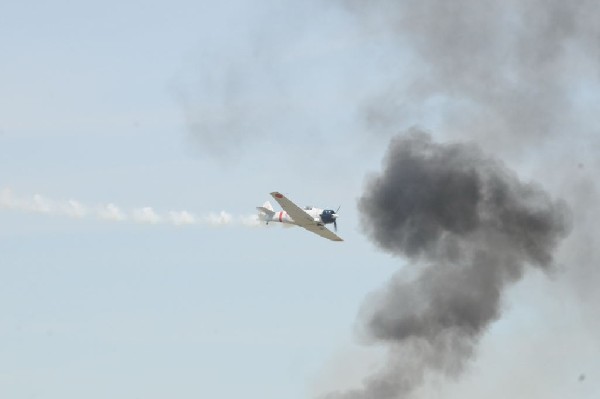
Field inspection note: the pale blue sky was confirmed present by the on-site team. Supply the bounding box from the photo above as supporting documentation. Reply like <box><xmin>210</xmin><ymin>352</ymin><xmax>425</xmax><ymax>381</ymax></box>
<box><xmin>1</xmin><ymin>1</ymin><xmax>599</xmax><ymax>398</ymax></box>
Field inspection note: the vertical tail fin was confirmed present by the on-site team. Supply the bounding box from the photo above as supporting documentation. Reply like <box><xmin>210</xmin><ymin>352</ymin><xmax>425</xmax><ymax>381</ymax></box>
<box><xmin>262</xmin><ymin>201</ymin><xmax>274</xmax><ymax>212</ymax></box>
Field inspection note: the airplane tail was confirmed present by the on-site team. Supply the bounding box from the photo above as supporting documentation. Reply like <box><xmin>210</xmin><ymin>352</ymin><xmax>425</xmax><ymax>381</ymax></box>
<box><xmin>256</xmin><ymin>201</ymin><xmax>275</xmax><ymax>222</ymax></box>
<box><xmin>262</xmin><ymin>201</ymin><xmax>274</xmax><ymax>212</ymax></box>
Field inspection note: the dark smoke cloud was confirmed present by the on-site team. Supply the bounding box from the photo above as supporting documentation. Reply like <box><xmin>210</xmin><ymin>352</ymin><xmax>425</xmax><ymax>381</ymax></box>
<box><xmin>325</xmin><ymin>131</ymin><xmax>570</xmax><ymax>399</ymax></box>
<box><xmin>319</xmin><ymin>0</ymin><xmax>599</xmax><ymax>397</ymax></box>
<box><xmin>349</xmin><ymin>0</ymin><xmax>600</xmax><ymax>147</ymax></box>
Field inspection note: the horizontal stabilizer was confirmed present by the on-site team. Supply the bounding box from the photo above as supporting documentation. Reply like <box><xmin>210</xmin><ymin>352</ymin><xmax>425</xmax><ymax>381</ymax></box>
<box><xmin>256</xmin><ymin>206</ymin><xmax>275</xmax><ymax>217</ymax></box>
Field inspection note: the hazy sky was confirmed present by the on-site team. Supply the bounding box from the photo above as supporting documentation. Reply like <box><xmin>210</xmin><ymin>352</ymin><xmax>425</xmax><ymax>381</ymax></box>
<box><xmin>1</xmin><ymin>1</ymin><xmax>599</xmax><ymax>398</ymax></box>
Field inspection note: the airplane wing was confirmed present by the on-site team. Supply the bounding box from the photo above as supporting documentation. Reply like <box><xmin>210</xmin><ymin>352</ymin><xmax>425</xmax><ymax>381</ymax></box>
<box><xmin>270</xmin><ymin>192</ymin><xmax>343</xmax><ymax>242</ymax></box>
<box><xmin>302</xmin><ymin>223</ymin><xmax>344</xmax><ymax>242</ymax></box>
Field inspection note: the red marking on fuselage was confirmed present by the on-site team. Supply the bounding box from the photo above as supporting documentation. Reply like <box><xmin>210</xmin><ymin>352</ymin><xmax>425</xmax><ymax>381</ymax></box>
<box><xmin>275</xmin><ymin>193</ymin><xmax>283</xmax><ymax>198</ymax></box>
<box><xmin>279</xmin><ymin>211</ymin><xmax>283</xmax><ymax>222</ymax></box>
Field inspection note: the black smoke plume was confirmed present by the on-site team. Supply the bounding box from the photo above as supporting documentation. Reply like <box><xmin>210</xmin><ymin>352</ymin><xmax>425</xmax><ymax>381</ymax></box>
<box><xmin>325</xmin><ymin>131</ymin><xmax>570</xmax><ymax>399</ymax></box>
<box><xmin>348</xmin><ymin>0</ymin><xmax>600</xmax><ymax>148</ymax></box>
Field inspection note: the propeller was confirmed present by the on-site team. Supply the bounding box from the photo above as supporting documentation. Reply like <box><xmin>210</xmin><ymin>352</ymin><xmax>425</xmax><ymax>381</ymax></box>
<box><xmin>320</xmin><ymin>206</ymin><xmax>341</xmax><ymax>231</ymax></box>
<box><xmin>334</xmin><ymin>205</ymin><xmax>340</xmax><ymax>231</ymax></box>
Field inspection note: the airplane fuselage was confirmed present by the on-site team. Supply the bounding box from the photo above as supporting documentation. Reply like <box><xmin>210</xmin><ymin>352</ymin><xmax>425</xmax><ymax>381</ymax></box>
<box><xmin>265</xmin><ymin>207</ymin><xmax>325</xmax><ymax>226</ymax></box>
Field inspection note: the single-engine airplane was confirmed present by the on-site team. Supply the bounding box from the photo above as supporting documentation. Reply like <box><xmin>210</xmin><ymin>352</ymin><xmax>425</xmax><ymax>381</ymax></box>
<box><xmin>256</xmin><ymin>192</ymin><xmax>343</xmax><ymax>242</ymax></box>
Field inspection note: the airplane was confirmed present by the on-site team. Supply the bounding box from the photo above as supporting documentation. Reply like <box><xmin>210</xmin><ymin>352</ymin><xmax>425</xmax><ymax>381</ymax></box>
<box><xmin>256</xmin><ymin>192</ymin><xmax>343</xmax><ymax>242</ymax></box>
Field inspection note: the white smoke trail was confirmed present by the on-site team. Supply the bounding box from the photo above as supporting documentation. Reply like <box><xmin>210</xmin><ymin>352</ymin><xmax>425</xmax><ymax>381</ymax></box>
<box><xmin>132</xmin><ymin>207</ymin><xmax>161</xmax><ymax>224</ymax></box>
<box><xmin>99</xmin><ymin>203</ymin><xmax>127</xmax><ymax>221</ymax></box>
<box><xmin>240</xmin><ymin>213</ymin><xmax>262</xmax><ymax>227</ymax></box>
<box><xmin>0</xmin><ymin>187</ymin><xmax>261</xmax><ymax>227</ymax></box>
<box><xmin>205</xmin><ymin>210</ymin><xmax>233</xmax><ymax>226</ymax></box>
<box><xmin>168</xmin><ymin>210</ymin><xmax>196</xmax><ymax>225</ymax></box>
<box><xmin>63</xmin><ymin>200</ymin><xmax>87</xmax><ymax>218</ymax></box>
